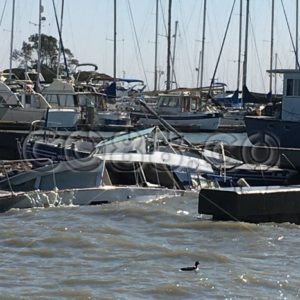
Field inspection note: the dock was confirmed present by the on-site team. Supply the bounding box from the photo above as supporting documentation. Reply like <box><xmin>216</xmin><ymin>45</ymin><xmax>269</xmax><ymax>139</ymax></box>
<box><xmin>198</xmin><ymin>185</ymin><xmax>300</xmax><ymax>224</ymax></box>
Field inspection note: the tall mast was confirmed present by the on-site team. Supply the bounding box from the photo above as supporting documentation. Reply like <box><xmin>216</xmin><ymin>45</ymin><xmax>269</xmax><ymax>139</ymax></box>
<box><xmin>154</xmin><ymin>0</ymin><xmax>159</xmax><ymax>91</ymax></box>
<box><xmin>296</xmin><ymin>0</ymin><xmax>299</xmax><ymax>69</ymax></box>
<box><xmin>269</xmin><ymin>0</ymin><xmax>274</xmax><ymax>92</ymax></box>
<box><xmin>36</xmin><ymin>0</ymin><xmax>42</xmax><ymax>90</ymax></box>
<box><xmin>274</xmin><ymin>52</ymin><xmax>278</xmax><ymax>95</ymax></box>
<box><xmin>9</xmin><ymin>0</ymin><xmax>15</xmax><ymax>80</ymax></box>
<box><xmin>196</xmin><ymin>50</ymin><xmax>201</xmax><ymax>88</ymax></box>
<box><xmin>113</xmin><ymin>0</ymin><xmax>117</xmax><ymax>82</ymax></box>
<box><xmin>171</xmin><ymin>20</ymin><xmax>178</xmax><ymax>89</ymax></box>
<box><xmin>166</xmin><ymin>0</ymin><xmax>172</xmax><ymax>91</ymax></box>
<box><xmin>236</xmin><ymin>0</ymin><xmax>242</xmax><ymax>91</ymax></box>
<box><xmin>242</xmin><ymin>0</ymin><xmax>250</xmax><ymax>104</ymax></box>
<box><xmin>200</xmin><ymin>0</ymin><xmax>207</xmax><ymax>91</ymax></box>
<box><xmin>56</xmin><ymin>0</ymin><xmax>64</xmax><ymax>78</ymax></box>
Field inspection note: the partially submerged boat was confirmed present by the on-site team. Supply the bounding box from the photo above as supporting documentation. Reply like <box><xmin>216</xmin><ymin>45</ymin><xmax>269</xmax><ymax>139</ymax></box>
<box><xmin>0</xmin><ymin>127</ymin><xmax>217</xmax><ymax>210</ymax></box>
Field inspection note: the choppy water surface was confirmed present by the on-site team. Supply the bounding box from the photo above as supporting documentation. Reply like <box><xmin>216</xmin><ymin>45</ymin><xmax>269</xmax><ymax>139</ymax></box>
<box><xmin>0</xmin><ymin>194</ymin><xmax>300</xmax><ymax>299</ymax></box>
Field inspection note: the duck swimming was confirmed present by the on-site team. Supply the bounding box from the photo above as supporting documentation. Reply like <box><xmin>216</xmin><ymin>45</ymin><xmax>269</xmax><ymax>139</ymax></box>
<box><xmin>180</xmin><ymin>261</ymin><xmax>199</xmax><ymax>271</ymax></box>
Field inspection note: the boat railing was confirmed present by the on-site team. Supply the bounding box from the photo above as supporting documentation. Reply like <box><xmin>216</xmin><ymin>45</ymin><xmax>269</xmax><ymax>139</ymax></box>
<box><xmin>0</xmin><ymin>158</ymin><xmax>57</xmax><ymax>194</ymax></box>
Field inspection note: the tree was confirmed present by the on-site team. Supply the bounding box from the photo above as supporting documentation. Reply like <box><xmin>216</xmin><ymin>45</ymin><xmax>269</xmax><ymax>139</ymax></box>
<box><xmin>13</xmin><ymin>33</ymin><xmax>79</xmax><ymax>75</ymax></box>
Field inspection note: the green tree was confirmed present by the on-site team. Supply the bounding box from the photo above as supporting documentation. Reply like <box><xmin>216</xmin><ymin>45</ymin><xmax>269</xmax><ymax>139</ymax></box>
<box><xmin>13</xmin><ymin>33</ymin><xmax>79</xmax><ymax>74</ymax></box>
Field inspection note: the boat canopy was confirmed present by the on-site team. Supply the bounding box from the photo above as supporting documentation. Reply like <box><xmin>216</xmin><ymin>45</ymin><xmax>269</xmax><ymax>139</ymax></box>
<box><xmin>116</xmin><ymin>78</ymin><xmax>144</xmax><ymax>84</ymax></box>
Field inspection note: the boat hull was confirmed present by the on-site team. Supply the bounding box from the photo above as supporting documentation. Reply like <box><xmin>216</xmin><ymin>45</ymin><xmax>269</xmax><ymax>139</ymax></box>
<box><xmin>245</xmin><ymin>116</ymin><xmax>300</xmax><ymax>148</ymax></box>
<box><xmin>131</xmin><ymin>112</ymin><xmax>221</xmax><ymax>131</ymax></box>
<box><xmin>9</xmin><ymin>187</ymin><xmax>195</xmax><ymax>210</ymax></box>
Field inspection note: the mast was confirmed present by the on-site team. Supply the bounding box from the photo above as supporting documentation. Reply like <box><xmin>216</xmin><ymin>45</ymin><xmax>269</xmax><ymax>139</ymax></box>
<box><xmin>242</xmin><ymin>0</ymin><xmax>250</xmax><ymax>105</ymax></box>
<box><xmin>166</xmin><ymin>0</ymin><xmax>172</xmax><ymax>91</ymax></box>
<box><xmin>56</xmin><ymin>0</ymin><xmax>64</xmax><ymax>78</ymax></box>
<box><xmin>113</xmin><ymin>0</ymin><xmax>117</xmax><ymax>82</ymax></box>
<box><xmin>296</xmin><ymin>0</ymin><xmax>299</xmax><ymax>69</ymax></box>
<box><xmin>236</xmin><ymin>0</ymin><xmax>242</xmax><ymax>91</ymax></box>
<box><xmin>171</xmin><ymin>20</ymin><xmax>178</xmax><ymax>89</ymax></box>
<box><xmin>196</xmin><ymin>50</ymin><xmax>201</xmax><ymax>88</ymax></box>
<box><xmin>274</xmin><ymin>52</ymin><xmax>278</xmax><ymax>95</ymax></box>
<box><xmin>200</xmin><ymin>0</ymin><xmax>207</xmax><ymax>91</ymax></box>
<box><xmin>154</xmin><ymin>0</ymin><xmax>159</xmax><ymax>91</ymax></box>
<box><xmin>9</xmin><ymin>0</ymin><xmax>15</xmax><ymax>80</ymax></box>
<box><xmin>52</xmin><ymin>0</ymin><xmax>69</xmax><ymax>79</ymax></box>
<box><xmin>36</xmin><ymin>0</ymin><xmax>42</xmax><ymax>90</ymax></box>
<box><xmin>269</xmin><ymin>0</ymin><xmax>274</xmax><ymax>92</ymax></box>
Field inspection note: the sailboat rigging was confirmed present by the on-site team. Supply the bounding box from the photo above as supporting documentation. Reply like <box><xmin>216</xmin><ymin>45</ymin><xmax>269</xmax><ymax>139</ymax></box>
<box><xmin>52</xmin><ymin>0</ymin><xmax>69</xmax><ymax>79</ymax></box>
<box><xmin>166</xmin><ymin>0</ymin><xmax>172</xmax><ymax>91</ymax></box>
<box><xmin>9</xmin><ymin>0</ymin><xmax>15</xmax><ymax>81</ymax></box>
<box><xmin>208</xmin><ymin>0</ymin><xmax>236</xmax><ymax>97</ymax></box>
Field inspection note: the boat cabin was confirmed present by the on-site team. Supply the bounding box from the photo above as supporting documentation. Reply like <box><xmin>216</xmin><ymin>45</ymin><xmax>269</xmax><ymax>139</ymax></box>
<box><xmin>271</xmin><ymin>69</ymin><xmax>300</xmax><ymax>122</ymax></box>
<box><xmin>157</xmin><ymin>93</ymin><xmax>204</xmax><ymax>114</ymax></box>
<box><xmin>42</xmin><ymin>79</ymin><xmax>107</xmax><ymax>111</ymax></box>
<box><xmin>0</xmin><ymin>81</ymin><xmax>50</xmax><ymax>109</ymax></box>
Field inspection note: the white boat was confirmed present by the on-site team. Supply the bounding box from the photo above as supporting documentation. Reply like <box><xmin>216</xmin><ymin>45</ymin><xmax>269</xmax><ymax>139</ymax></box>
<box><xmin>130</xmin><ymin>93</ymin><xmax>221</xmax><ymax>132</ymax></box>
<box><xmin>0</xmin><ymin>127</ymin><xmax>217</xmax><ymax>210</ymax></box>
<box><xmin>0</xmin><ymin>80</ymin><xmax>50</xmax><ymax>123</ymax></box>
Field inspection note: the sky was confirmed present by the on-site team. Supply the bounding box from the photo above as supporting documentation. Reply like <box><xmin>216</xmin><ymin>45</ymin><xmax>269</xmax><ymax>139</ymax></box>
<box><xmin>0</xmin><ymin>0</ymin><xmax>299</xmax><ymax>93</ymax></box>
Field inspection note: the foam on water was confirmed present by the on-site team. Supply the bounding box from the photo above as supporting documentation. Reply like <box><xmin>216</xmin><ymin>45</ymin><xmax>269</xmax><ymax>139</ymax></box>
<box><xmin>21</xmin><ymin>189</ymin><xmax>77</xmax><ymax>209</ymax></box>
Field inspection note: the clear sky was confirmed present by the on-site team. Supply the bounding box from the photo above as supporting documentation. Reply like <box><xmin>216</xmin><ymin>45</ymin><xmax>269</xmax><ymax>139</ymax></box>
<box><xmin>0</xmin><ymin>0</ymin><xmax>298</xmax><ymax>93</ymax></box>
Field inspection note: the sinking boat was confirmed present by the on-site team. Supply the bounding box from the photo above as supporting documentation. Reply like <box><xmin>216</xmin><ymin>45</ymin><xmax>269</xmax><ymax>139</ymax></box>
<box><xmin>0</xmin><ymin>127</ymin><xmax>218</xmax><ymax>211</ymax></box>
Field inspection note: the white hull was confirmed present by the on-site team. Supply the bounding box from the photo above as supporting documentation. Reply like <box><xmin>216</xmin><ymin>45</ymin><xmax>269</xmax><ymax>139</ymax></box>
<box><xmin>9</xmin><ymin>187</ymin><xmax>197</xmax><ymax>210</ymax></box>
<box><xmin>0</xmin><ymin>107</ymin><xmax>45</xmax><ymax>123</ymax></box>
<box><xmin>134</xmin><ymin>113</ymin><xmax>220</xmax><ymax>131</ymax></box>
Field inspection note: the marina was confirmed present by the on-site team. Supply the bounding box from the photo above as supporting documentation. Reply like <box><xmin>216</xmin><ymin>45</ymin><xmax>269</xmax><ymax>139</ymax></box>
<box><xmin>1</xmin><ymin>0</ymin><xmax>300</xmax><ymax>298</ymax></box>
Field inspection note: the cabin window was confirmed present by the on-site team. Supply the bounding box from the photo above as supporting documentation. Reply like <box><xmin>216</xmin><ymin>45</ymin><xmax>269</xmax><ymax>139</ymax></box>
<box><xmin>190</xmin><ymin>98</ymin><xmax>197</xmax><ymax>111</ymax></box>
<box><xmin>160</xmin><ymin>97</ymin><xmax>169</xmax><ymax>107</ymax></box>
<box><xmin>168</xmin><ymin>98</ymin><xmax>179</xmax><ymax>107</ymax></box>
<box><xmin>45</xmin><ymin>94</ymin><xmax>59</xmax><ymax>107</ymax></box>
<box><xmin>61</xmin><ymin>95</ymin><xmax>76</xmax><ymax>107</ymax></box>
<box><xmin>286</xmin><ymin>79</ymin><xmax>293</xmax><ymax>96</ymax></box>
<box><xmin>25</xmin><ymin>95</ymin><xmax>31</xmax><ymax>105</ymax></box>
<box><xmin>294</xmin><ymin>80</ymin><xmax>300</xmax><ymax>96</ymax></box>
<box><xmin>286</xmin><ymin>79</ymin><xmax>300</xmax><ymax>96</ymax></box>
<box><xmin>182</xmin><ymin>97</ymin><xmax>190</xmax><ymax>112</ymax></box>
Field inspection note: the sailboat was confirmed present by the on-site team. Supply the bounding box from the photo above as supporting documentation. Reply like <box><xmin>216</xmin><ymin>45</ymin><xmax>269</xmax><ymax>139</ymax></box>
<box><xmin>0</xmin><ymin>126</ymin><xmax>218</xmax><ymax>211</ymax></box>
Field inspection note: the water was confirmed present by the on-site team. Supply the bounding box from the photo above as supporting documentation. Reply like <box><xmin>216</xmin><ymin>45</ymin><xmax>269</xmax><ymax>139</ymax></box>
<box><xmin>1</xmin><ymin>195</ymin><xmax>300</xmax><ymax>299</ymax></box>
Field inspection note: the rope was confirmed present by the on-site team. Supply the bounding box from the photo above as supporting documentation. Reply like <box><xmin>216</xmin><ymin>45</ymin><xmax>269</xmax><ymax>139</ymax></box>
<box><xmin>281</xmin><ymin>0</ymin><xmax>300</xmax><ymax>69</ymax></box>
<box><xmin>0</xmin><ymin>0</ymin><xmax>7</xmax><ymax>28</ymax></box>
<box><xmin>208</xmin><ymin>0</ymin><xmax>236</xmax><ymax>97</ymax></box>
<box><xmin>126</xmin><ymin>0</ymin><xmax>149</xmax><ymax>89</ymax></box>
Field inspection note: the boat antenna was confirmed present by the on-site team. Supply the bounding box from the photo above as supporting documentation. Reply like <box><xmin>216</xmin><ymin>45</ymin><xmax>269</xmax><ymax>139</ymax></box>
<box><xmin>208</xmin><ymin>0</ymin><xmax>236</xmax><ymax>98</ymax></box>
<box><xmin>52</xmin><ymin>0</ymin><xmax>70</xmax><ymax>79</ymax></box>
<box><xmin>280</xmin><ymin>0</ymin><xmax>300</xmax><ymax>69</ymax></box>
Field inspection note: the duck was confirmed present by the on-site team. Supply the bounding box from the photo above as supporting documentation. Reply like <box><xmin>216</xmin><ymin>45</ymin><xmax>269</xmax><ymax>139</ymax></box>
<box><xmin>180</xmin><ymin>261</ymin><xmax>199</xmax><ymax>271</ymax></box>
